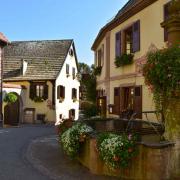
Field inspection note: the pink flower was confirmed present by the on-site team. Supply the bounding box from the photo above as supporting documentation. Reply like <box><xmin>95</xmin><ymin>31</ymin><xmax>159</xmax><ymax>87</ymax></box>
<box><xmin>128</xmin><ymin>134</ymin><xmax>132</xmax><ymax>140</ymax></box>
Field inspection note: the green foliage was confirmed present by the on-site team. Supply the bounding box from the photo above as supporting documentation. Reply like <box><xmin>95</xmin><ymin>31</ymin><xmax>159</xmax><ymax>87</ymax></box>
<box><xmin>143</xmin><ymin>44</ymin><xmax>180</xmax><ymax>113</ymax></box>
<box><xmin>115</xmin><ymin>54</ymin><xmax>134</xmax><ymax>67</ymax></box>
<box><xmin>79</xmin><ymin>62</ymin><xmax>97</xmax><ymax>103</ymax></box>
<box><xmin>60</xmin><ymin>123</ymin><xmax>93</xmax><ymax>158</ymax></box>
<box><xmin>83</xmin><ymin>103</ymin><xmax>99</xmax><ymax>118</ymax></box>
<box><xmin>97</xmin><ymin>133</ymin><xmax>138</xmax><ymax>169</ymax></box>
<box><xmin>78</xmin><ymin>62</ymin><xmax>91</xmax><ymax>74</ymax></box>
<box><xmin>93</xmin><ymin>66</ymin><xmax>102</xmax><ymax>76</ymax></box>
<box><xmin>4</xmin><ymin>93</ymin><xmax>18</xmax><ymax>103</ymax></box>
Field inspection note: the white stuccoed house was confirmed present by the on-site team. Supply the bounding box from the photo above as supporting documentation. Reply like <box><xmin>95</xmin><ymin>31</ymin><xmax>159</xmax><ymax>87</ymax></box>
<box><xmin>3</xmin><ymin>39</ymin><xmax>80</xmax><ymax>126</ymax></box>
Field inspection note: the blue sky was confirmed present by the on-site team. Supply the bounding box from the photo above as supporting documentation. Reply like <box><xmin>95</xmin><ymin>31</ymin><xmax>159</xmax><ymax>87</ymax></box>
<box><xmin>0</xmin><ymin>0</ymin><xmax>127</xmax><ymax>65</ymax></box>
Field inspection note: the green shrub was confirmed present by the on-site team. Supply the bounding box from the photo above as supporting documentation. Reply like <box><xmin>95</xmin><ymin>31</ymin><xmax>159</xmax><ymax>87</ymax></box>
<box><xmin>4</xmin><ymin>92</ymin><xmax>18</xmax><ymax>103</ymax></box>
<box><xmin>97</xmin><ymin>133</ymin><xmax>138</xmax><ymax>168</ymax></box>
<box><xmin>60</xmin><ymin>123</ymin><xmax>93</xmax><ymax>158</ymax></box>
<box><xmin>83</xmin><ymin>103</ymin><xmax>99</xmax><ymax>118</ymax></box>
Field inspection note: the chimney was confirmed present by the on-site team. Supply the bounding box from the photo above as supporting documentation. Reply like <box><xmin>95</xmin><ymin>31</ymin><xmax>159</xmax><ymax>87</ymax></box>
<box><xmin>21</xmin><ymin>59</ymin><xmax>28</xmax><ymax>76</ymax></box>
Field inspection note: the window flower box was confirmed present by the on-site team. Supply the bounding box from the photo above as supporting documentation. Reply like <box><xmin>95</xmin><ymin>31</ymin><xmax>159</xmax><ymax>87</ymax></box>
<box><xmin>73</xmin><ymin>98</ymin><xmax>77</xmax><ymax>102</ymax></box>
<box><xmin>33</xmin><ymin>96</ymin><xmax>44</xmax><ymax>102</ymax></box>
<box><xmin>59</xmin><ymin>97</ymin><xmax>65</xmax><ymax>103</ymax></box>
<box><xmin>94</xmin><ymin>66</ymin><xmax>102</xmax><ymax>76</ymax></box>
<box><xmin>114</xmin><ymin>53</ymin><xmax>134</xmax><ymax>68</ymax></box>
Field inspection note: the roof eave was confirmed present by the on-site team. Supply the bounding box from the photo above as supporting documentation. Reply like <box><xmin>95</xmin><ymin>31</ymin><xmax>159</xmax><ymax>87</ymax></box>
<box><xmin>91</xmin><ymin>0</ymin><xmax>158</xmax><ymax>51</ymax></box>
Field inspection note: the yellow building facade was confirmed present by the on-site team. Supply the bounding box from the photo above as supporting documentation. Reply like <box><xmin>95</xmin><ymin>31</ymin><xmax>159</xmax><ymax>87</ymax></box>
<box><xmin>92</xmin><ymin>0</ymin><xmax>171</xmax><ymax>120</ymax></box>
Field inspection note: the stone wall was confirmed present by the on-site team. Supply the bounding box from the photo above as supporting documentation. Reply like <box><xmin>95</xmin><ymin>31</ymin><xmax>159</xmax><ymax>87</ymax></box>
<box><xmin>78</xmin><ymin>137</ymin><xmax>179</xmax><ymax>179</ymax></box>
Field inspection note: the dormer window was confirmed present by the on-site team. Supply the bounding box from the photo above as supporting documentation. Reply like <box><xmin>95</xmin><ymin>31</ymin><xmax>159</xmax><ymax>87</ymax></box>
<box><xmin>69</xmin><ymin>49</ymin><xmax>74</xmax><ymax>56</ymax></box>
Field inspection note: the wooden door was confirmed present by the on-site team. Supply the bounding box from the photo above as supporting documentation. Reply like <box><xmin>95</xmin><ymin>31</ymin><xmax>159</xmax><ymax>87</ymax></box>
<box><xmin>97</xmin><ymin>97</ymin><xmax>106</xmax><ymax>117</ymax></box>
<box><xmin>133</xmin><ymin>86</ymin><xmax>142</xmax><ymax>119</ymax></box>
<box><xmin>4</xmin><ymin>99</ymin><xmax>19</xmax><ymax>126</ymax></box>
<box><xmin>114</xmin><ymin>87</ymin><xmax>120</xmax><ymax>115</ymax></box>
<box><xmin>24</xmin><ymin>109</ymin><xmax>35</xmax><ymax>124</ymax></box>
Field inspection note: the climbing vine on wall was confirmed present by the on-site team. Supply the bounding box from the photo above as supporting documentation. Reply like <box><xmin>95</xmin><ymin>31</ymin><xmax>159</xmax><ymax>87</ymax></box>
<box><xmin>143</xmin><ymin>44</ymin><xmax>180</xmax><ymax>124</ymax></box>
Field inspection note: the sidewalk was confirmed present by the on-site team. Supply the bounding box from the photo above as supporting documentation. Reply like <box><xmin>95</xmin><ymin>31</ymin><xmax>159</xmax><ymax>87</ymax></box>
<box><xmin>25</xmin><ymin>135</ymin><xmax>118</xmax><ymax>180</ymax></box>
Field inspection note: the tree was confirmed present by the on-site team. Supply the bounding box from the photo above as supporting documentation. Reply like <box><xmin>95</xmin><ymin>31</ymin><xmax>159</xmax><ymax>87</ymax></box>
<box><xmin>78</xmin><ymin>62</ymin><xmax>96</xmax><ymax>103</ymax></box>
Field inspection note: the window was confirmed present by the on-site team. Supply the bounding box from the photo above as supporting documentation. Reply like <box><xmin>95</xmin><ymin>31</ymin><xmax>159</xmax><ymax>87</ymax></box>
<box><xmin>36</xmin><ymin>85</ymin><xmax>44</xmax><ymax>97</ymax></box>
<box><xmin>95</xmin><ymin>44</ymin><xmax>104</xmax><ymax>67</ymax></box>
<box><xmin>57</xmin><ymin>85</ymin><xmax>65</xmax><ymax>100</ymax></box>
<box><xmin>37</xmin><ymin>114</ymin><xmax>46</xmax><ymax>123</ymax></box>
<box><xmin>69</xmin><ymin>49</ymin><xmax>74</xmax><ymax>56</ymax></box>
<box><xmin>29</xmin><ymin>82</ymin><xmax>48</xmax><ymax>100</ymax></box>
<box><xmin>72</xmin><ymin>67</ymin><xmax>76</xmax><ymax>79</ymax></box>
<box><xmin>97</xmin><ymin>49</ymin><xmax>102</xmax><ymax>67</ymax></box>
<box><xmin>66</xmin><ymin>64</ymin><xmax>69</xmax><ymax>75</ymax></box>
<box><xmin>69</xmin><ymin>109</ymin><xmax>75</xmax><ymax>119</ymax></box>
<box><xmin>115</xmin><ymin>20</ymin><xmax>140</xmax><ymax>56</ymax></box>
<box><xmin>72</xmin><ymin>88</ymin><xmax>77</xmax><ymax>99</ymax></box>
<box><xmin>125</xmin><ymin>27</ymin><xmax>133</xmax><ymax>54</ymax></box>
<box><xmin>101</xmin><ymin>44</ymin><xmax>104</xmax><ymax>67</ymax></box>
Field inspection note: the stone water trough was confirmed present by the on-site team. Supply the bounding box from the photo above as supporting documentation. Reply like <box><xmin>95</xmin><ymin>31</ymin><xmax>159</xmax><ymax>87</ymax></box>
<box><xmin>77</xmin><ymin>118</ymin><xmax>180</xmax><ymax>179</ymax></box>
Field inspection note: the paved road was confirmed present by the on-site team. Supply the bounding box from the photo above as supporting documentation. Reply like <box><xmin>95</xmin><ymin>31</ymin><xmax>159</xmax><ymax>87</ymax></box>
<box><xmin>0</xmin><ymin>125</ymin><xmax>54</xmax><ymax>180</ymax></box>
<box><xmin>0</xmin><ymin>125</ymin><xmax>118</xmax><ymax>180</ymax></box>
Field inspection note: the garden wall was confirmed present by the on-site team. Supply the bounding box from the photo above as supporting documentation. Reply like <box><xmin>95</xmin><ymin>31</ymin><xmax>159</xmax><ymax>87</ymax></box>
<box><xmin>78</xmin><ymin>137</ymin><xmax>179</xmax><ymax>179</ymax></box>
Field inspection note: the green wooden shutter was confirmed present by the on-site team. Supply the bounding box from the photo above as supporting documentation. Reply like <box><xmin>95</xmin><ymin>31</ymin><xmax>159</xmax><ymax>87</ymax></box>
<box><xmin>63</xmin><ymin>86</ymin><xmax>65</xmax><ymax>99</ymax></box>
<box><xmin>133</xmin><ymin>86</ymin><xmax>142</xmax><ymax>119</ymax></box>
<box><xmin>114</xmin><ymin>87</ymin><xmax>120</xmax><ymax>115</ymax></box>
<box><xmin>43</xmin><ymin>84</ymin><xmax>48</xmax><ymax>100</ymax></box>
<box><xmin>57</xmin><ymin>85</ymin><xmax>60</xmax><ymax>99</ymax></box>
<box><xmin>29</xmin><ymin>82</ymin><xmax>36</xmax><ymax>100</ymax></box>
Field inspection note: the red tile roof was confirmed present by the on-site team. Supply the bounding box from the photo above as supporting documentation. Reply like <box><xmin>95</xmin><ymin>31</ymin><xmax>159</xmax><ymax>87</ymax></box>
<box><xmin>0</xmin><ymin>32</ymin><xmax>9</xmax><ymax>44</ymax></box>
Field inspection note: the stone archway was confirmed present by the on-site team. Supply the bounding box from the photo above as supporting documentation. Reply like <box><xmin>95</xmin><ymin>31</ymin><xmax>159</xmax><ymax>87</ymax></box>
<box><xmin>4</xmin><ymin>92</ymin><xmax>22</xmax><ymax>126</ymax></box>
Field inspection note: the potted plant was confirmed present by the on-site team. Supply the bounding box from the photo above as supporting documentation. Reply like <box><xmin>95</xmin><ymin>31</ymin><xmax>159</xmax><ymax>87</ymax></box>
<box><xmin>114</xmin><ymin>53</ymin><xmax>134</xmax><ymax>68</ymax></box>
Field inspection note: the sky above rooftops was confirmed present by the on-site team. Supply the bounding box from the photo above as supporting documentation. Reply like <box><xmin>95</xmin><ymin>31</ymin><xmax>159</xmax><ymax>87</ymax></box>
<box><xmin>0</xmin><ymin>0</ymin><xmax>127</xmax><ymax>65</ymax></box>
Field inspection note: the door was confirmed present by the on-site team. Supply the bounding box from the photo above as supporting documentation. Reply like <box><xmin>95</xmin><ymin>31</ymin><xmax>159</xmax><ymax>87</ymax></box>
<box><xmin>4</xmin><ymin>99</ymin><xmax>20</xmax><ymax>126</ymax></box>
<box><xmin>114</xmin><ymin>87</ymin><xmax>120</xmax><ymax>115</ymax></box>
<box><xmin>133</xmin><ymin>86</ymin><xmax>142</xmax><ymax>119</ymax></box>
<box><xmin>97</xmin><ymin>96</ymin><xmax>107</xmax><ymax>117</ymax></box>
<box><xmin>24</xmin><ymin>109</ymin><xmax>35</xmax><ymax>124</ymax></box>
